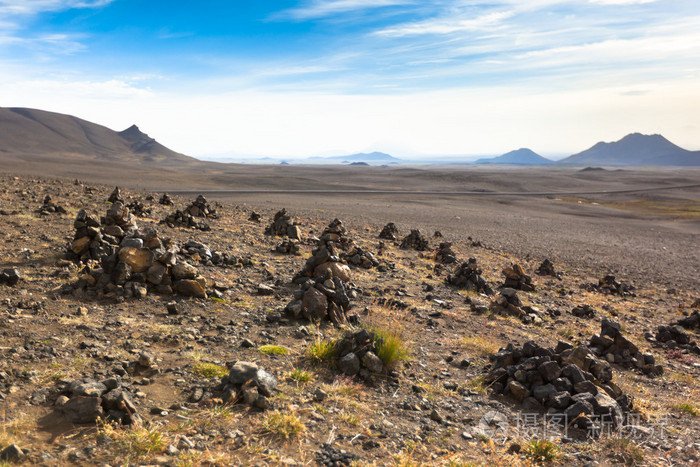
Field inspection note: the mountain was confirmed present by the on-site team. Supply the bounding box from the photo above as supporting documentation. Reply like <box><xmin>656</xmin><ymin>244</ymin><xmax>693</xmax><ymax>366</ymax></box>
<box><xmin>303</xmin><ymin>151</ymin><xmax>403</xmax><ymax>165</ymax></box>
<box><xmin>475</xmin><ymin>148</ymin><xmax>553</xmax><ymax>165</ymax></box>
<box><xmin>0</xmin><ymin>107</ymin><xmax>194</xmax><ymax>164</ymax></box>
<box><xmin>560</xmin><ymin>133</ymin><xmax>700</xmax><ymax>166</ymax></box>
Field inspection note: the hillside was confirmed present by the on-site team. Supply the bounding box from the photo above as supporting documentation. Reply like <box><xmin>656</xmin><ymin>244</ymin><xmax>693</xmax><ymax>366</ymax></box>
<box><xmin>561</xmin><ymin>133</ymin><xmax>700</xmax><ymax>166</ymax></box>
<box><xmin>475</xmin><ymin>148</ymin><xmax>553</xmax><ymax>165</ymax></box>
<box><xmin>0</xmin><ymin>107</ymin><xmax>194</xmax><ymax>164</ymax></box>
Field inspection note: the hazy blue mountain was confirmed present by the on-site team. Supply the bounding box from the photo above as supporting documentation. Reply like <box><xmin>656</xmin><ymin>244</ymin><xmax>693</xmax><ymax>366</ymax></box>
<box><xmin>475</xmin><ymin>148</ymin><xmax>553</xmax><ymax>165</ymax></box>
<box><xmin>560</xmin><ymin>133</ymin><xmax>700</xmax><ymax>166</ymax></box>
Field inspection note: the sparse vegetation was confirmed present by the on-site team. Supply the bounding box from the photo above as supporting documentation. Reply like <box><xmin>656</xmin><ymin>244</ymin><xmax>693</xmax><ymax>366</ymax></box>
<box><xmin>671</xmin><ymin>402</ymin><xmax>698</xmax><ymax>416</ymax></box>
<box><xmin>370</xmin><ymin>325</ymin><xmax>411</xmax><ymax>369</ymax></box>
<box><xmin>258</xmin><ymin>344</ymin><xmax>289</xmax><ymax>355</ymax></box>
<box><xmin>261</xmin><ymin>411</ymin><xmax>305</xmax><ymax>439</ymax></box>
<box><xmin>306</xmin><ymin>337</ymin><xmax>337</xmax><ymax>365</ymax></box>
<box><xmin>287</xmin><ymin>368</ymin><xmax>312</xmax><ymax>383</ymax></box>
<box><xmin>604</xmin><ymin>437</ymin><xmax>644</xmax><ymax>465</ymax></box>
<box><xmin>525</xmin><ymin>439</ymin><xmax>559</xmax><ymax>463</ymax></box>
<box><xmin>191</xmin><ymin>362</ymin><xmax>228</xmax><ymax>379</ymax></box>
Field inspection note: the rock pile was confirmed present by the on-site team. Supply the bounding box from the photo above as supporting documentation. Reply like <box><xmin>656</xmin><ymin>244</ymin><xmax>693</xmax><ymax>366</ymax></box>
<box><xmin>434</xmin><ymin>242</ymin><xmax>457</xmax><ymax>264</ymax></box>
<box><xmin>162</xmin><ymin>209</ymin><xmax>211</xmax><ymax>231</ymax></box>
<box><xmin>275</xmin><ymin>238</ymin><xmax>301</xmax><ymax>255</ymax></box>
<box><xmin>57</xmin><ymin>378</ymin><xmax>140</xmax><ymax>425</ymax></box>
<box><xmin>107</xmin><ymin>187</ymin><xmax>123</xmax><ymax>204</ymax></box>
<box><xmin>212</xmin><ymin>361</ymin><xmax>278</xmax><ymax>410</ymax></box>
<box><xmin>400</xmin><ymin>229</ymin><xmax>429</xmax><ymax>251</ymax></box>
<box><xmin>654</xmin><ymin>325</ymin><xmax>700</xmax><ymax>355</ymax></box>
<box><xmin>265</xmin><ymin>209</ymin><xmax>302</xmax><ymax>240</ymax></box>
<box><xmin>184</xmin><ymin>195</ymin><xmax>218</xmax><ymax>219</ymax></box>
<box><xmin>248</xmin><ymin>211</ymin><xmax>262</xmax><ymax>222</ymax></box>
<box><xmin>0</xmin><ymin>268</ymin><xmax>20</xmax><ymax>286</ymax></box>
<box><xmin>588</xmin><ymin>319</ymin><xmax>662</xmax><ymax>376</ymax></box>
<box><xmin>486</xmin><ymin>340</ymin><xmax>632</xmax><ymax>430</ymax></box>
<box><xmin>446</xmin><ymin>258</ymin><xmax>494</xmax><ymax>294</ymax></box>
<box><xmin>378</xmin><ymin>222</ymin><xmax>399</xmax><ymax>241</ymax></box>
<box><xmin>158</xmin><ymin>193</ymin><xmax>174</xmax><ymax>206</ymax></box>
<box><xmin>37</xmin><ymin>195</ymin><xmax>67</xmax><ymax>215</ymax></box>
<box><xmin>294</xmin><ymin>220</ymin><xmax>353</xmax><ymax>282</ymax></box>
<box><xmin>502</xmin><ymin>263</ymin><xmax>535</xmax><ymax>291</ymax></box>
<box><xmin>676</xmin><ymin>310</ymin><xmax>700</xmax><ymax>330</ymax></box>
<box><xmin>571</xmin><ymin>304</ymin><xmax>596</xmax><ymax>319</ymax></box>
<box><xmin>286</xmin><ymin>273</ymin><xmax>353</xmax><ymax>324</ymax></box>
<box><xmin>68</xmin><ymin>202</ymin><xmax>137</xmax><ymax>263</ymax></box>
<box><xmin>65</xmin><ymin>204</ymin><xmax>207</xmax><ymax>299</ymax></box>
<box><xmin>335</xmin><ymin>329</ymin><xmax>386</xmax><ymax>377</ymax></box>
<box><xmin>125</xmin><ymin>200</ymin><xmax>151</xmax><ymax>217</ymax></box>
<box><xmin>590</xmin><ymin>275</ymin><xmax>635</xmax><ymax>297</ymax></box>
<box><xmin>342</xmin><ymin>245</ymin><xmax>379</xmax><ymax>270</ymax></box>
<box><xmin>536</xmin><ymin>259</ymin><xmax>561</xmax><ymax>278</ymax></box>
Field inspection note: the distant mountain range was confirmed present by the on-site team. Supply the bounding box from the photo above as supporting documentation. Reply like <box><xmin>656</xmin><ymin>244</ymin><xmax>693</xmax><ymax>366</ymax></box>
<box><xmin>559</xmin><ymin>133</ymin><xmax>700</xmax><ymax>166</ymax></box>
<box><xmin>475</xmin><ymin>148</ymin><xmax>554</xmax><ymax>165</ymax></box>
<box><xmin>1</xmin><ymin>107</ymin><xmax>699</xmax><ymax>167</ymax></box>
<box><xmin>0</xmin><ymin>107</ymin><xmax>194</xmax><ymax>164</ymax></box>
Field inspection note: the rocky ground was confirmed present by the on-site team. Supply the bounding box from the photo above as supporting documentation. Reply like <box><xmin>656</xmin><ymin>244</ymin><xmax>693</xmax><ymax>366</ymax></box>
<box><xmin>0</xmin><ymin>174</ymin><xmax>699</xmax><ymax>466</ymax></box>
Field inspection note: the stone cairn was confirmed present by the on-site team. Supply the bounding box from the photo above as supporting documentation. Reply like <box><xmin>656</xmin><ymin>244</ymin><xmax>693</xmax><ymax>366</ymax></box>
<box><xmin>434</xmin><ymin>242</ymin><xmax>457</xmax><ymax>264</ymax></box>
<box><xmin>676</xmin><ymin>310</ymin><xmax>700</xmax><ymax>330</ymax></box>
<box><xmin>653</xmin><ymin>325</ymin><xmax>700</xmax><ymax>355</ymax></box>
<box><xmin>489</xmin><ymin>288</ymin><xmax>544</xmax><ymax>324</ymax></box>
<box><xmin>185</xmin><ymin>195</ymin><xmax>218</xmax><ymax>219</ymax></box>
<box><xmin>378</xmin><ymin>222</ymin><xmax>399</xmax><ymax>241</ymax></box>
<box><xmin>335</xmin><ymin>329</ymin><xmax>386</xmax><ymax>377</ymax></box>
<box><xmin>196</xmin><ymin>361</ymin><xmax>278</xmax><ymax>411</ymax></box>
<box><xmin>536</xmin><ymin>259</ymin><xmax>561</xmax><ymax>278</ymax></box>
<box><xmin>486</xmin><ymin>340</ymin><xmax>633</xmax><ymax>431</ymax></box>
<box><xmin>589</xmin><ymin>274</ymin><xmax>635</xmax><ymax>297</ymax></box>
<box><xmin>37</xmin><ymin>195</ymin><xmax>67</xmax><ymax>215</ymax></box>
<box><xmin>57</xmin><ymin>368</ymin><xmax>148</xmax><ymax>426</ymax></box>
<box><xmin>265</xmin><ymin>208</ymin><xmax>302</xmax><ymax>240</ymax></box>
<box><xmin>446</xmin><ymin>257</ymin><xmax>494</xmax><ymax>295</ymax></box>
<box><xmin>125</xmin><ymin>199</ymin><xmax>151</xmax><ymax>217</ymax></box>
<box><xmin>286</xmin><ymin>273</ymin><xmax>352</xmax><ymax>325</ymax></box>
<box><xmin>502</xmin><ymin>263</ymin><xmax>535</xmax><ymax>291</ymax></box>
<box><xmin>0</xmin><ymin>268</ymin><xmax>20</xmax><ymax>287</ymax></box>
<box><xmin>248</xmin><ymin>211</ymin><xmax>262</xmax><ymax>223</ymax></box>
<box><xmin>400</xmin><ymin>229</ymin><xmax>429</xmax><ymax>251</ymax></box>
<box><xmin>107</xmin><ymin>187</ymin><xmax>123</xmax><ymax>203</ymax></box>
<box><xmin>275</xmin><ymin>237</ymin><xmax>301</xmax><ymax>255</ymax></box>
<box><xmin>571</xmin><ymin>304</ymin><xmax>597</xmax><ymax>319</ymax></box>
<box><xmin>159</xmin><ymin>193</ymin><xmax>174</xmax><ymax>206</ymax></box>
<box><xmin>162</xmin><ymin>209</ymin><xmax>211</xmax><ymax>231</ymax></box>
<box><xmin>65</xmin><ymin>203</ymin><xmax>207</xmax><ymax>299</ymax></box>
<box><xmin>588</xmin><ymin>319</ymin><xmax>662</xmax><ymax>376</ymax></box>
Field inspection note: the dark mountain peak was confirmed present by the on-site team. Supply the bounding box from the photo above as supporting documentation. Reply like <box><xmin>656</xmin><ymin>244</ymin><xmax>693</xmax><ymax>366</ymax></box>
<box><xmin>119</xmin><ymin>124</ymin><xmax>150</xmax><ymax>142</ymax></box>
<box><xmin>475</xmin><ymin>147</ymin><xmax>552</xmax><ymax>165</ymax></box>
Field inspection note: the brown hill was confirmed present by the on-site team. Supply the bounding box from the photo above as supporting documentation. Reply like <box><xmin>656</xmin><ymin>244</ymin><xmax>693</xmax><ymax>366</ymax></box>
<box><xmin>0</xmin><ymin>107</ymin><xmax>195</xmax><ymax>164</ymax></box>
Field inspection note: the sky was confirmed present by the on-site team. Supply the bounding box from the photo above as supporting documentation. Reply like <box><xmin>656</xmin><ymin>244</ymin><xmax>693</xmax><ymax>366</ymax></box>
<box><xmin>1</xmin><ymin>0</ymin><xmax>700</xmax><ymax>160</ymax></box>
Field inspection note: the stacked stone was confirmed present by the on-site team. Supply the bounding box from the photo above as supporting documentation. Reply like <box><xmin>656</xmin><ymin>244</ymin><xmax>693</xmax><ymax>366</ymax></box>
<box><xmin>158</xmin><ymin>193</ymin><xmax>174</xmax><ymax>206</ymax></box>
<box><xmin>294</xmin><ymin>220</ymin><xmax>352</xmax><ymax>282</ymax></box>
<box><xmin>536</xmin><ymin>259</ymin><xmax>560</xmax><ymax>277</ymax></box>
<box><xmin>676</xmin><ymin>310</ymin><xmax>700</xmax><ymax>330</ymax></box>
<box><xmin>342</xmin><ymin>245</ymin><xmax>379</xmax><ymax>269</ymax></box>
<box><xmin>571</xmin><ymin>304</ymin><xmax>597</xmax><ymax>319</ymax></box>
<box><xmin>275</xmin><ymin>238</ymin><xmax>301</xmax><ymax>255</ymax></box>
<box><xmin>185</xmin><ymin>195</ymin><xmax>218</xmax><ymax>219</ymax></box>
<box><xmin>588</xmin><ymin>319</ymin><xmax>662</xmax><ymax>376</ymax></box>
<box><xmin>378</xmin><ymin>222</ymin><xmax>399</xmax><ymax>241</ymax></box>
<box><xmin>320</xmin><ymin>218</ymin><xmax>352</xmax><ymax>250</ymax></box>
<box><xmin>208</xmin><ymin>362</ymin><xmax>277</xmax><ymax>410</ymax></box>
<box><xmin>446</xmin><ymin>258</ymin><xmax>494</xmax><ymax>295</ymax></box>
<box><xmin>68</xmin><ymin>203</ymin><xmax>136</xmax><ymax>264</ymax></box>
<box><xmin>107</xmin><ymin>187</ymin><xmax>123</xmax><ymax>203</ymax></box>
<box><xmin>434</xmin><ymin>242</ymin><xmax>457</xmax><ymax>264</ymax></box>
<box><xmin>265</xmin><ymin>208</ymin><xmax>302</xmax><ymax>240</ymax></box>
<box><xmin>335</xmin><ymin>329</ymin><xmax>386</xmax><ymax>377</ymax></box>
<box><xmin>248</xmin><ymin>211</ymin><xmax>262</xmax><ymax>222</ymax></box>
<box><xmin>125</xmin><ymin>200</ymin><xmax>151</xmax><ymax>217</ymax></box>
<box><xmin>654</xmin><ymin>325</ymin><xmax>700</xmax><ymax>355</ymax></box>
<box><xmin>502</xmin><ymin>263</ymin><xmax>535</xmax><ymax>291</ymax></box>
<box><xmin>592</xmin><ymin>275</ymin><xmax>635</xmax><ymax>297</ymax></box>
<box><xmin>66</xmin><ymin>204</ymin><xmax>207</xmax><ymax>299</ymax></box>
<box><xmin>57</xmin><ymin>377</ymin><xmax>140</xmax><ymax>425</ymax></box>
<box><xmin>486</xmin><ymin>340</ymin><xmax>632</xmax><ymax>430</ymax></box>
<box><xmin>286</xmin><ymin>273</ymin><xmax>352</xmax><ymax>325</ymax></box>
<box><xmin>490</xmin><ymin>288</ymin><xmax>524</xmax><ymax>317</ymax></box>
<box><xmin>162</xmin><ymin>209</ymin><xmax>211</xmax><ymax>231</ymax></box>
<box><xmin>0</xmin><ymin>268</ymin><xmax>20</xmax><ymax>286</ymax></box>
<box><xmin>37</xmin><ymin>195</ymin><xmax>67</xmax><ymax>215</ymax></box>
<box><xmin>400</xmin><ymin>229</ymin><xmax>429</xmax><ymax>251</ymax></box>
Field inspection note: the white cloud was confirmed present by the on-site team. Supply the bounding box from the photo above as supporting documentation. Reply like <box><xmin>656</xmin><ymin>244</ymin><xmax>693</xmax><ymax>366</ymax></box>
<box><xmin>279</xmin><ymin>0</ymin><xmax>413</xmax><ymax>20</ymax></box>
<box><xmin>0</xmin><ymin>0</ymin><xmax>113</xmax><ymax>15</ymax></box>
<box><xmin>375</xmin><ymin>12</ymin><xmax>512</xmax><ymax>37</ymax></box>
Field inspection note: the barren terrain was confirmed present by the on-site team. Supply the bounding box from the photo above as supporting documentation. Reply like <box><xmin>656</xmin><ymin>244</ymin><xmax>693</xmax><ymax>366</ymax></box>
<box><xmin>0</xmin><ymin>163</ymin><xmax>699</xmax><ymax>466</ymax></box>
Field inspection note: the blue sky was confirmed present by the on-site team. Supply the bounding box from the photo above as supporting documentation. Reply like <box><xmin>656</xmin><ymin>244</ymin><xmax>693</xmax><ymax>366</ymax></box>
<box><xmin>1</xmin><ymin>0</ymin><xmax>699</xmax><ymax>159</ymax></box>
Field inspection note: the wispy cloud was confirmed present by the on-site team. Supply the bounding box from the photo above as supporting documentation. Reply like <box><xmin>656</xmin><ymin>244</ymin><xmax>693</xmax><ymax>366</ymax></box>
<box><xmin>0</xmin><ymin>0</ymin><xmax>113</xmax><ymax>15</ymax></box>
<box><xmin>277</xmin><ymin>0</ymin><xmax>413</xmax><ymax>20</ymax></box>
<box><xmin>375</xmin><ymin>12</ymin><xmax>512</xmax><ymax>37</ymax></box>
